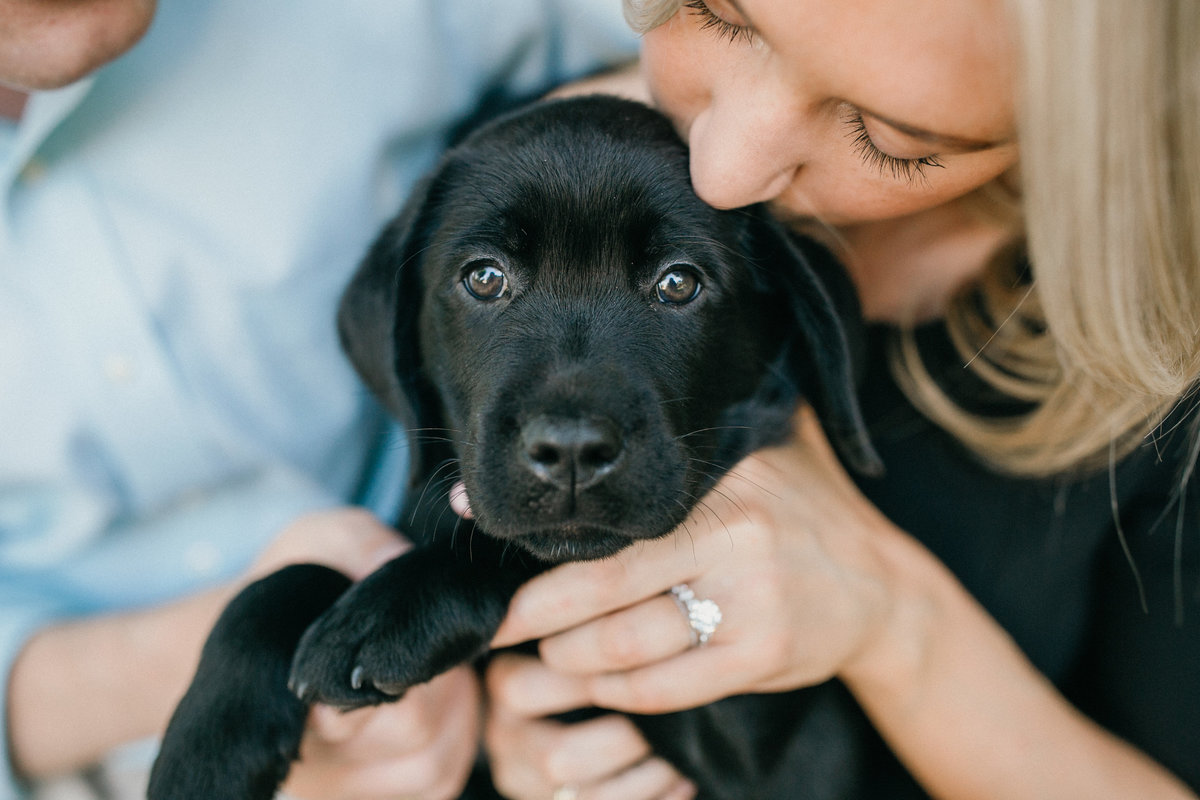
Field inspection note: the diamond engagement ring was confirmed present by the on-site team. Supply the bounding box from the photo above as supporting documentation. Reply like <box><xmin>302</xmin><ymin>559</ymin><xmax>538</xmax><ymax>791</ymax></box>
<box><xmin>669</xmin><ymin>583</ymin><xmax>723</xmax><ymax>647</ymax></box>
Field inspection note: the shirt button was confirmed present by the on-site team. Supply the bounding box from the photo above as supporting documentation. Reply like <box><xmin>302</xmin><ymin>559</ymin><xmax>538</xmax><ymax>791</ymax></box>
<box><xmin>103</xmin><ymin>353</ymin><xmax>137</xmax><ymax>384</ymax></box>
<box><xmin>184</xmin><ymin>540</ymin><xmax>222</xmax><ymax>577</ymax></box>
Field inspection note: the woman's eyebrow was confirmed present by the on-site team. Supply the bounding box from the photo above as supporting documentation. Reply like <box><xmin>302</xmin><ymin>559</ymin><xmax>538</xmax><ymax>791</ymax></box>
<box><xmin>865</xmin><ymin>108</ymin><xmax>1011</xmax><ymax>153</ymax></box>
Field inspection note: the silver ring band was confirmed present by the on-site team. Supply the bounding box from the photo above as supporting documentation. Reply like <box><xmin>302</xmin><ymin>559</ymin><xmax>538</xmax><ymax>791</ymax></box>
<box><xmin>669</xmin><ymin>583</ymin><xmax>722</xmax><ymax>647</ymax></box>
<box><xmin>552</xmin><ymin>785</ymin><xmax>579</xmax><ymax>800</ymax></box>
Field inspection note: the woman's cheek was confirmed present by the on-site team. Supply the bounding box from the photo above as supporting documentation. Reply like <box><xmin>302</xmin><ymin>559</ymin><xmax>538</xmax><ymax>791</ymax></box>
<box><xmin>774</xmin><ymin>148</ymin><xmax>1018</xmax><ymax>227</ymax></box>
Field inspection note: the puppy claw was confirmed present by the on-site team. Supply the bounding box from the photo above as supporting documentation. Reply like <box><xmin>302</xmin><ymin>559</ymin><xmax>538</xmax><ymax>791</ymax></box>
<box><xmin>348</xmin><ymin>665</ymin><xmax>405</xmax><ymax>698</ymax></box>
<box><xmin>374</xmin><ymin>680</ymin><xmax>408</xmax><ymax>697</ymax></box>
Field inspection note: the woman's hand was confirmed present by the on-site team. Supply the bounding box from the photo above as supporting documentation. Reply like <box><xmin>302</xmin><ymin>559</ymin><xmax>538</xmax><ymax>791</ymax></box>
<box><xmin>484</xmin><ymin>410</ymin><xmax>1199</xmax><ymax>800</ymax></box>
<box><xmin>490</xmin><ymin>406</ymin><xmax>902</xmax><ymax>712</ymax></box>
<box><xmin>476</xmin><ymin>406</ymin><xmax>896</xmax><ymax>799</ymax></box>
<box><xmin>485</xmin><ymin>652</ymin><xmax>696</xmax><ymax>800</ymax></box>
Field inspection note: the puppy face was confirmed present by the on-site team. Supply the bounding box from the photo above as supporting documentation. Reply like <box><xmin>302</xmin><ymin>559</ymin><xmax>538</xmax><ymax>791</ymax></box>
<box><xmin>417</xmin><ymin>118</ymin><xmax>778</xmax><ymax>560</ymax></box>
<box><xmin>340</xmin><ymin>97</ymin><xmax>879</xmax><ymax>563</ymax></box>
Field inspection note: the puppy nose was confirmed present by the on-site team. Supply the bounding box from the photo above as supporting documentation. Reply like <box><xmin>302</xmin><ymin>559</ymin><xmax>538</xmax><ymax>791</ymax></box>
<box><xmin>520</xmin><ymin>416</ymin><xmax>623</xmax><ymax>491</ymax></box>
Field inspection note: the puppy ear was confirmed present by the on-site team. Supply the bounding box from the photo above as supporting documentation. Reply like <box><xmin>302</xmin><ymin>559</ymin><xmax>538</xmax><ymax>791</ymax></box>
<box><xmin>337</xmin><ymin>175</ymin><xmax>440</xmax><ymax>470</ymax></box>
<box><xmin>756</xmin><ymin>219</ymin><xmax>885</xmax><ymax>477</ymax></box>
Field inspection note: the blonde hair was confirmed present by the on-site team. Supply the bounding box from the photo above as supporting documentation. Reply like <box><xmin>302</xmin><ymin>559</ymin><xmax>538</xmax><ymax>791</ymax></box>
<box><xmin>624</xmin><ymin>0</ymin><xmax>1200</xmax><ymax>477</ymax></box>
<box><xmin>623</xmin><ymin>0</ymin><xmax>681</xmax><ymax>32</ymax></box>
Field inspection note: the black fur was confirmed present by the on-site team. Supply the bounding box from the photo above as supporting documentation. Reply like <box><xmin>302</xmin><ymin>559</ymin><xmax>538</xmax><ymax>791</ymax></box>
<box><xmin>150</xmin><ymin>96</ymin><xmax>882</xmax><ymax>800</ymax></box>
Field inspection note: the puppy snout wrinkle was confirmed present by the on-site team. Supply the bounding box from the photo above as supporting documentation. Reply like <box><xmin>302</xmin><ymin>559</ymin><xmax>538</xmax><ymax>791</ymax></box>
<box><xmin>519</xmin><ymin>415</ymin><xmax>624</xmax><ymax>491</ymax></box>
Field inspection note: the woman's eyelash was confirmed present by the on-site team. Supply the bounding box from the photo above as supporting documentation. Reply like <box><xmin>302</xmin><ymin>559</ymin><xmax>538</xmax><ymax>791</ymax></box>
<box><xmin>684</xmin><ymin>0</ymin><xmax>757</xmax><ymax>45</ymax></box>
<box><xmin>844</xmin><ymin>112</ymin><xmax>945</xmax><ymax>183</ymax></box>
<box><xmin>683</xmin><ymin>3</ymin><xmax>943</xmax><ymax>185</ymax></box>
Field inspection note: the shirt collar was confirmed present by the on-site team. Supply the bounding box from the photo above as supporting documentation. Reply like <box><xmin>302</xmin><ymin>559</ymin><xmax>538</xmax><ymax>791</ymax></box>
<box><xmin>0</xmin><ymin>77</ymin><xmax>94</xmax><ymax>189</ymax></box>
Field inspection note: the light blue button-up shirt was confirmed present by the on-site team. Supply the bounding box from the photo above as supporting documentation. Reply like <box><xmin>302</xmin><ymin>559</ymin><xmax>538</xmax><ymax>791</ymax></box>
<box><xmin>0</xmin><ymin>1</ymin><xmax>636</xmax><ymax>794</ymax></box>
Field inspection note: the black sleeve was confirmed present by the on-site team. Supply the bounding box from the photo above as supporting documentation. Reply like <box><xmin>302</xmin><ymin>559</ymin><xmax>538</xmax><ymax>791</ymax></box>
<box><xmin>1067</xmin><ymin>435</ymin><xmax>1200</xmax><ymax>790</ymax></box>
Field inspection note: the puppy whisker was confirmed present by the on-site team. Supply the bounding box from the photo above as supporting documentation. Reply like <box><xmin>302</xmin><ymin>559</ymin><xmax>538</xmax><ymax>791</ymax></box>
<box><xmin>408</xmin><ymin>458</ymin><xmax>462</xmax><ymax>527</ymax></box>
<box><xmin>691</xmin><ymin>497</ymin><xmax>736</xmax><ymax>550</ymax></box>
<box><xmin>719</xmin><ymin>466</ymin><xmax>783</xmax><ymax>502</ymax></box>
<box><xmin>408</xmin><ymin>474</ymin><xmax>464</xmax><ymax>543</ymax></box>
<box><xmin>402</xmin><ymin>426</ymin><xmax>477</xmax><ymax>450</ymax></box>
<box><xmin>704</xmin><ymin>483</ymin><xmax>753</xmax><ymax>526</ymax></box>
<box><xmin>673</xmin><ymin>425</ymin><xmax>754</xmax><ymax>443</ymax></box>
<box><xmin>435</xmin><ymin>492</ymin><xmax>472</xmax><ymax>551</ymax></box>
<box><xmin>669</xmin><ymin>498</ymin><xmax>701</xmax><ymax>564</ymax></box>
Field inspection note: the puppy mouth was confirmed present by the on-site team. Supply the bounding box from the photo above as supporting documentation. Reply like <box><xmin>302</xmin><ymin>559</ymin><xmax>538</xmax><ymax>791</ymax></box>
<box><xmin>463</xmin><ymin>479</ymin><xmax>688</xmax><ymax>563</ymax></box>
<box><xmin>515</xmin><ymin>526</ymin><xmax>638</xmax><ymax>563</ymax></box>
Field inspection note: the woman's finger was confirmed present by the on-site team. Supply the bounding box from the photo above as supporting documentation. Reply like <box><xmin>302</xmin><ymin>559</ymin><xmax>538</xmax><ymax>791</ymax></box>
<box><xmin>486</xmin><ymin>651</ymin><xmax>596</xmax><ymax>717</ymax></box>
<box><xmin>586</xmin><ymin>756</ymin><xmax>697</xmax><ymax>800</ymax></box>
<box><xmin>486</xmin><ymin>712</ymin><xmax>570</xmax><ymax>799</ymax></box>
<box><xmin>537</xmin><ymin>593</ymin><xmax>697</xmax><ymax>674</ymax></box>
<box><xmin>543</xmin><ymin>714</ymin><xmax>655</xmax><ymax>786</ymax></box>
<box><xmin>491</xmin><ymin>435</ymin><xmax>801</xmax><ymax>651</ymax></box>
<box><xmin>492</xmin><ymin>527</ymin><xmax>734</xmax><ymax>649</ymax></box>
<box><xmin>583</xmin><ymin>643</ymin><xmax>763</xmax><ymax>715</ymax></box>
<box><xmin>486</xmin><ymin>701</ymin><xmax>692</xmax><ymax>800</ymax></box>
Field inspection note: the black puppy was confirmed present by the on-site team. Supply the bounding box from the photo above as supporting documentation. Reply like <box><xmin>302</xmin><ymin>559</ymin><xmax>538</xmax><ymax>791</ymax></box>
<box><xmin>149</xmin><ymin>95</ymin><xmax>882</xmax><ymax>800</ymax></box>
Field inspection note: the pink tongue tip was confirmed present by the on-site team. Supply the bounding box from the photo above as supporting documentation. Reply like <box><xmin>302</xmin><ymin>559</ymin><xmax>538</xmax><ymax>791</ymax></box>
<box><xmin>449</xmin><ymin>481</ymin><xmax>474</xmax><ymax>519</ymax></box>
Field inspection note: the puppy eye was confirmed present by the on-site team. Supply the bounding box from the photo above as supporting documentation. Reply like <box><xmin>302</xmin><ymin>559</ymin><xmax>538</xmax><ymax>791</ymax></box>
<box><xmin>463</xmin><ymin>260</ymin><xmax>508</xmax><ymax>301</ymax></box>
<box><xmin>655</xmin><ymin>266</ymin><xmax>702</xmax><ymax>305</ymax></box>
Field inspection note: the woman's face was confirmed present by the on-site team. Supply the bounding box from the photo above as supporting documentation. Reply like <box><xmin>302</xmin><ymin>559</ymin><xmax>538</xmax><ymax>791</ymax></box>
<box><xmin>642</xmin><ymin>0</ymin><xmax>1020</xmax><ymax>227</ymax></box>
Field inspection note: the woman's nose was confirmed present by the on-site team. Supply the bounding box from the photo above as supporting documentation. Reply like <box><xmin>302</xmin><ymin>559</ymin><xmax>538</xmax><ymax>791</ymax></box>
<box><xmin>686</xmin><ymin>97</ymin><xmax>807</xmax><ymax>210</ymax></box>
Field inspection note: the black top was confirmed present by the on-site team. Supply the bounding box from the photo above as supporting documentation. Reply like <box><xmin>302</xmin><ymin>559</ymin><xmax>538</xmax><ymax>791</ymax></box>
<box><xmin>850</xmin><ymin>323</ymin><xmax>1200</xmax><ymax>794</ymax></box>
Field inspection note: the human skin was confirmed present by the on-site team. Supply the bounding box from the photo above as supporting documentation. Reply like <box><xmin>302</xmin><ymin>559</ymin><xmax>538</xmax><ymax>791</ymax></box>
<box><xmin>480</xmin><ymin>2</ymin><xmax>1199</xmax><ymax>799</ymax></box>
<box><xmin>0</xmin><ymin>0</ymin><xmax>157</xmax><ymax>90</ymax></box>
<box><xmin>8</xmin><ymin>509</ymin><xmax>483</xmax><ymax>799</ymax></box>
<box><xmin>649</xmin><ymin>0</ymin><xmax>1020</xmax><ymax>324</ymax></box>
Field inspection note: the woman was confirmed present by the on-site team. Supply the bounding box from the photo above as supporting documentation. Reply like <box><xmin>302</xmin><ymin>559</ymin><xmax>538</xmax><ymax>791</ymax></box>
<box><xmin>481</xmin><ymin>1</ymin><xmax>1200</xmax><ymax>798</ymax></box>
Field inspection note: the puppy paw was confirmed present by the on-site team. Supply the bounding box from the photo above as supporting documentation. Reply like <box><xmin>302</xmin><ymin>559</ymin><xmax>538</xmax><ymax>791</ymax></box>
<box><xmin>287</xmin><ymin>581</ymin><xmax>422</xmax><ymax>709</ymax></box>
<box><xmin>149</xmin><ymin>692</ymin><xmax>306</xmax><ymax>800</ymax></box>
<box><xmin>288</xmin><ymin>547</ymin><xmax>519</xmax><ymax>708</ymax></box>
<box><xmin>149</xmin><ymin>564</ymin><xmax>350</xmax><ymax>800</ymax></box>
